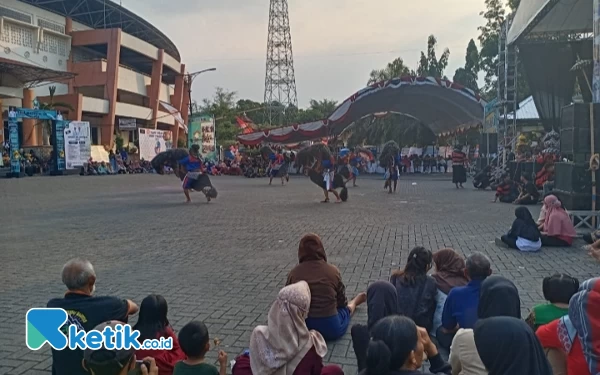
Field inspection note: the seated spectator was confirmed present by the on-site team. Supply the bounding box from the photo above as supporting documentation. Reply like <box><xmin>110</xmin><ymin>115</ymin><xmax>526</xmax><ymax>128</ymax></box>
<box><xmin>585</xmin><ymin>239</ymin><xmax>600</xmax><ymax>262</ymax></box>
<box><xmin>536</xmin><ymin>277</ymin><xmax>600</xmax><ymax>375</ymax></box>
<box><xmin>115</xmin><ymin>154</ymin><xmax>127</xmax><ymax>174</ymax></box>
<box><xmin>431</xmin><ymin>249</ymin><xmax>468</xmax><ymax>336</ymax></box>
<box><xmin>540</xmin><ymin>195</ymin><xmax>577</xmax><ymax>247</ymax></box>
<box><xmin>526</xmin><ymin>274</ymin><xmax>579</xmax><ymax>331</ymax></box>
<box><xmin>175</xmin><ymin>321</ymin><xmax>228</xmax><ymax>375</ymax></box>
<box><xmin>351</xmin><ymin>281</ymin><xmax>399</xmax><ymax>371</ymax></box>
<box><xmin>535</xmin><ymin>163</ymin><xmax>555</xmax><ymax>190</ymax></box>
<box><xmin>134</xmin><ymin>295</ymin><xmax>186</xmax><ymax>375</ymax></box>
<box><xmin>286</xmin><ymin>234</ymin><xmax>366</xmax><ymax>340</ymax></box>
<box><xmin>47</xmin><ymin>258</ymin><xmax>139</xmax><ymax>375</ymax></box>
<box><xmin>496</xmin><ymin>207</ymin><xmax>542</xmax><ymax>252</ymax></box>
<box><xmin>390</xmin><ymin>247</ymin><xmax>437</xmax><ymax>333</ymax></box>
<box><xmin>473</xmin><ymin>166</ymin><xmax>491</xmax><ymax>190</ymax></box>
<box><xmin>493</xmin><ymin>174</ymin><xmax>518</xmax><ymax>203</ymax></box>
<box><xmin>514</xmin><ymin>173</ymin><xmax>540</xmax><ymax>205</ymax></box>
<box><xmin>438</xmin><ymin>253</ymin><xmax>492</xmax><ymax>349</ymax></box>
<box><xmin>233</xmin><ymin>281</ymin><xmax>344</xmax><ymax>375</ymax></box>
<box><xmin>475</xmin><ymin>317</ymin><xmax>552</xmax><ymax>375</ymax></box>
<box><xmin>449</xmin><ymin>276</ymin><xmax>521</xmax><ymax>375</ymax></box>
<box><xmin>97</xmin><ymin>161</ymin><xmax>109</xmax><ymax>175</ymax></box>
<box><xmin>359</xmin><ymin>316</ymin><xmax>451</xmax><ymax>375</ymax></box>
<box><xmin>83</xmin><ymin>321</ymin><xmax>158</xmax><ymax>375</ymax></box>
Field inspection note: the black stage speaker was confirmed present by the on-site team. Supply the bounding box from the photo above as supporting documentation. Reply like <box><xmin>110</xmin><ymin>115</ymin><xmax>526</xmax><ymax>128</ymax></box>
<box><xmin>553</xmin><ymin>162</ymin><xmax>600</xmax><ymax>210</ymax></box>
<box><xmin>560</xmin><ymin>103</ymin><xmax>600</xmax><ymax>163</ymax></box>
<box><xmin>479</xmin><ymin>133</ymin><xmax>498</xmax><ymax>155</ymax></box>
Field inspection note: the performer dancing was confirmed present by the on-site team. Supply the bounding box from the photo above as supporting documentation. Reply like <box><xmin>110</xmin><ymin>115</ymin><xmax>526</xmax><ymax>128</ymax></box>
<box><xmin>268</xmin><ymin>150</ymin><xmax>289</xmax><ymax>185</ymax></box>
<box><xmin>298</xmin><ymin>144</ymin><xmax>348</xmax><ymax>202</ymax></box>
<box><xmin>384</xmin><ymin>152</ymin><xmax>400</xmax><ymax>194</ymax></box>
<box><xmin>451</xmin><ymin>145</ymin><xmax>467</xmax><ymax>189</ymax></box>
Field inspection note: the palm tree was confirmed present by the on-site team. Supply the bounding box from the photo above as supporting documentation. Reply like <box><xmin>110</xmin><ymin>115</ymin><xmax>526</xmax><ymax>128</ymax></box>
<box><xmin>367</xmin><ymin>57</ymin><xmax>415</xmax><ymax>85</ymax></box>
<box><xmin>37</xmin><ymin>86</ymin><xmax>74</xmax><ymax>146</ymax></box>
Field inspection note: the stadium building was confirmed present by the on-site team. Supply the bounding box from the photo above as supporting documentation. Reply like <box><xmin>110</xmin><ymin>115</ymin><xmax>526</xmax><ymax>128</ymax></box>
<box><xmin>0</xmin><ymin>0</ymin><xmax>189</xmax><ymax>148</ymax></box>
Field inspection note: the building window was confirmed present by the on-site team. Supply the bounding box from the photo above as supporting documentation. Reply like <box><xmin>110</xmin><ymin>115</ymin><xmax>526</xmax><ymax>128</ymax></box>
<box><xmin>37</xmin><ymin>19</ymin><xmax>65</xmax><ymax>34</ymax></box>
<box><xmin>9</xmin><ymin>24</ymin><xmax>33</xmax><ymax>48</ymax></box>
<box><xmin>91</xmin><ymin>127</ymin><xmax>99</xmax><ymax>145</ymax></box>
<box><xmin>0</xmin><ymin>6</ymin><xmax>32</xmax><ymax>24</ymax></box>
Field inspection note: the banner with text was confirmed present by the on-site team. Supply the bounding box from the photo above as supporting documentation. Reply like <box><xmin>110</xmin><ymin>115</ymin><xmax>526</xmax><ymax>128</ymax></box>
<box><xmin>64</xmin><ymin>121</ymin><xmax>91</xmax><ymax>169</ymax></box>
<box><xmin>138</xmin><ymin>128</ymin><xmax>173</xmax><ymax>161</ymax></box>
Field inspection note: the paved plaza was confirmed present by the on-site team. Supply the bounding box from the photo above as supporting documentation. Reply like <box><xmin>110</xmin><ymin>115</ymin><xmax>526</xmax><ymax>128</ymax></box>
<box><xmin>1</xmin><ymin>174</ymin><xmax>599</xmax><ymax>374</ymax></box>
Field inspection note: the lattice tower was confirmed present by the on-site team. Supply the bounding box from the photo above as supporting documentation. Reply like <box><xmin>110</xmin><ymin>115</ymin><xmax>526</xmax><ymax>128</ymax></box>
<box><xmin>264</xmin><ymin>0</ymin><xmax>298</xmax><ymax>126</ymax></box>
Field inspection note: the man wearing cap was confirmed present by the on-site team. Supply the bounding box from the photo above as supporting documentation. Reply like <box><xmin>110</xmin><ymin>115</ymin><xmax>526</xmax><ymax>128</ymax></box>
<box><xmin>47</xmin><ymin>258</ymin><xmax>139</xmax><ymax>375</ymax></box>
<box><xmin>82</xmin><ymin>321</ymin><xmax>158</xmax><ymax>375</ymax></box>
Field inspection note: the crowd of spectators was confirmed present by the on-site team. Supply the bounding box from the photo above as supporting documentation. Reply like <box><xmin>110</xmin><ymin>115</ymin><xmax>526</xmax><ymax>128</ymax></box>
<box><xmin>47</xmin><ymin>233</ymin><xmax>600</xmax><ymax>375</ymax></box>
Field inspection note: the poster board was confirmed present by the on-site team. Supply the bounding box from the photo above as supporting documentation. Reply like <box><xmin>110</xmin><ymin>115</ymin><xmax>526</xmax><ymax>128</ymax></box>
<box><xmin>189</xmin><ymin>114</ymin><xmax>217</xmax><ymax>160</ymax></box>
<box><xmin>64</xmin><ymin>121</ymin><xmax>91</xmax><ymax>169</ymax></box>
<box><xmin>138</xmin><ymin>128</ymin><xmax>173</xmax><ymax>161</ymax></box>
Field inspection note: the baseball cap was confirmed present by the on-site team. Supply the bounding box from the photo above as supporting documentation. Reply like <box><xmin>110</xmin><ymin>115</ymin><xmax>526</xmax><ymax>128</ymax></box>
<box><xmin>83</xmin><ymin>321</ymin><xmax>135</xmax><ymax>375</ymax></box>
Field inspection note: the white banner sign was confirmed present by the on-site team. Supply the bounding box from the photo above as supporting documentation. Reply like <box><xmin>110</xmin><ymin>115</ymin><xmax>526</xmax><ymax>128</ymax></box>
<box><xmin>138</xmin><ymin>128</ymin><xmax>173</xmax><ymax>161</ymax></box>
<box><xmin>64</xmin><ymin>121</ymin><xmax>91</xmax><ymax>169</ymax></box>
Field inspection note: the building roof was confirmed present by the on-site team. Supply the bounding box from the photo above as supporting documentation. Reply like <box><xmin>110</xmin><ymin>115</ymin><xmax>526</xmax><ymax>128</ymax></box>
<box><xmin>507</xmin><ymin>0</ymin><xmax>591</xmax><ymax>45</ymax></box>
<box><xmin>18</xmin><ymin>0</ymin><xmax>180</xmax><ymax>61</ymax></box>
<box><xmin>0</xmin><ymin>59</ymin><xmax>76</xmax><ymax>86</ymax></box>
<box><xmin>505</xmin><ymin>96</ymin><xmax>540</xmax><ymax>121</ymax></box>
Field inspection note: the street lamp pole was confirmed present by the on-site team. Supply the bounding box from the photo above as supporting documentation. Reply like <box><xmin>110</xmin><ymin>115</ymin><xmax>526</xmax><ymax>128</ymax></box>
<box><xmin>185</xmin><ymin>68</ymin><xmax>217</xmax><ymax>120</ymax></box>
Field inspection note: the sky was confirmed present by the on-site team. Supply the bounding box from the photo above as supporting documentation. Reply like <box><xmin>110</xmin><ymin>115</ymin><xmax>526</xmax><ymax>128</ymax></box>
<box><xmin>124</xmin><ymin>0</ymin><xmax>486</xmax><ymax>109</ymax></box>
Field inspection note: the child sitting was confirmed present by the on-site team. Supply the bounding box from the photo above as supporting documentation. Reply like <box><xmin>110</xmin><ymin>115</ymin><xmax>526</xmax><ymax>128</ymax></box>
<box><xmin>525</xmin><ymin>273</ymin><xmax>579</xmax><ymax>331</ymax></box>
<box><xmin>174</xmin><ymin>321</ymin><xmax>228</xmax><ymax>375</ymax></box>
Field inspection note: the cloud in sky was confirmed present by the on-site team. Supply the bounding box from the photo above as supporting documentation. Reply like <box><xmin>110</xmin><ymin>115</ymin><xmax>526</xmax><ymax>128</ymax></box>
<box><xmin>124</xmin><ymin>0</ymin><xmax>486</xmax><ymax>108</ymax></box>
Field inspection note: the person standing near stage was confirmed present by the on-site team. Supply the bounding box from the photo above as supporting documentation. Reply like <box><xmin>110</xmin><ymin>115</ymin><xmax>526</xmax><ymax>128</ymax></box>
<box><xmin>386</xmin><ymin>153</ymin><xmax>400</xmax><ymax>194</ymax></box>
<box><xmin>452</xmin><ymin>145</ymin><xmax>467</xmax><ymax>189</ymax></box>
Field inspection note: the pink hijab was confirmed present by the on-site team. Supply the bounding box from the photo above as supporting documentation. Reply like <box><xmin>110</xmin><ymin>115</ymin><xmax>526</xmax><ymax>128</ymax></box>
<box><xmin>543</xmin><ymin>195</ymin><xmax>577</xmax><ymax>238</ymax></box>
<box><xmin>250</xmin><ymin>281</ymin><xmax>327</xmax><ymax>375</ymax></box>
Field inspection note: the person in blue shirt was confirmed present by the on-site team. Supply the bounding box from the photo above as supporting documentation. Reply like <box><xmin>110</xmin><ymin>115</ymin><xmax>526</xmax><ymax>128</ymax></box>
<box><xmin>438</xmin><ymin>252</ymin><xmax>492</xmax><ymax>349</ymax></box>
<box><xmin>179</xmin><ymin>145</ymin><xmax>203</xmax><ymax>203</ymax></box>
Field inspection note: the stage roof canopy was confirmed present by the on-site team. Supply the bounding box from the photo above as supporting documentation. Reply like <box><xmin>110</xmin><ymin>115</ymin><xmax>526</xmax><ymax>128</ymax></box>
<box><xmin>237</xmin><ymin>76</ymin><xmax>485</xmax><ymax>145</ymax></box>
<box><xmin>0</xmin><ymin>60</ymin><xmax>76</xmax><ymax>86</ymax></box>
<box><xmin>507</xmin><ymin>0</ymin><xmax>592</xmax><ymax>45</ymax></box>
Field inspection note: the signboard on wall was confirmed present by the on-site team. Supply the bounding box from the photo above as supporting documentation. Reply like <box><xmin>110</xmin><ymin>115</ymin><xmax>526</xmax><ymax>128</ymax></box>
<box><xmin>64</xmin><ymin>121</ymin><xmax>91</xmax><ymax>169</ymax></box>
<box><xmin>138</xmin><ymin>128</ymin><xmax>173</xmax><ymax>161</ymax></box>
<box><xmin>188</xmin><ymin>114</ymin><xmax>217</xmax><ymax>160</ymax></box>
<box><xmin>118</xmin><ymin>118</ymin><xmax>137</xmax><ymax>131</ymax></box>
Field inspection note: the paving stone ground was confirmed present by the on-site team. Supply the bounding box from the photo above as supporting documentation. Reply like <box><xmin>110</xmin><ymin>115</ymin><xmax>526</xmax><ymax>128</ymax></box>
<box><xmin>1</xmin><ymin>173</ymin><xmax>599</xmax><ymax>374</ymax></box>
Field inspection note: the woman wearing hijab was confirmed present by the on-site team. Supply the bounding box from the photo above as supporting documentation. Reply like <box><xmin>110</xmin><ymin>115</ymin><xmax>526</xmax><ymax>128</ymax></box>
<box><xmin>540</xmin><ymin>195</ymin><xmax>577</xmax><ymax>247</ymax></box>
<box><xmin>536</xmin><ymin>277</ymin><xmax>600</xmax><ymax>375</ymax></box>
<box><xmin>233</xmin><ymin>281</ymin><xmax>343</xmax><ymax>375</ymax></box>
<box><xmin>286</xmin><ymin>234</ymin><xmax>366</xmax><ymax>340</ymax></box>
<box><xmin>449</xmin><ymin>276</ymin><xmax>521</xmax><ymax>375</ymax></box>
<box><xmin>474</xmin><ymin>317</ymin><xmax>552</xmax><ymax>375</ymax></box>
<box><xmin>351</xmin><ymin>281</ymin><xmax>399</xmax><ymax>371</ymax></box>
<box><xmin>431</xmin><ymin>249</ymin><xmax>468</xmax><ymax>336</ymax></box>
<box><xmin>496</xmin><ymin>206</ymin><xmax>542</xmax><ymax>252</ymax></box>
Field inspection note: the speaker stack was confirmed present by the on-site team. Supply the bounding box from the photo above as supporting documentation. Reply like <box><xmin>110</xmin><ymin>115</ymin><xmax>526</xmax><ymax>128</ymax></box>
<box><xmin>555</xmin><ymin>103</ymin><xmax>600</xmax><ymax>210</ymax></box>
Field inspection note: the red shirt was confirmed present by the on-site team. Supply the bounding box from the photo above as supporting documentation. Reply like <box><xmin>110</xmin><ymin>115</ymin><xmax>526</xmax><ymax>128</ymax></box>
<box><xmin>233</xmin><ymin>347</ymin><xmax>328</xmax><ymax>375</ymax></box>
<box><xmin>536</xmin><ymin>319</ymin><xmax>591</xmax><ymax>375</ymax></box>
<box><xmin>135</xmin><ymin>327</ymin><xmax>186</xmax><ymax>375</ymax></box>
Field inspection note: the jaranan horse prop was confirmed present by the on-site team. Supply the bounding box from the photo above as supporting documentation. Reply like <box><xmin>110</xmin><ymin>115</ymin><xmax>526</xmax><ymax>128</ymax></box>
<box><xmin>296</xmin><ymin>145</ymin><xmax>348</xmax><ymax>202</ymax></box>
<box><xmin>151</xmin><ymin>148</ymin><xmax>218</xmax><ymax>200</ymax></box>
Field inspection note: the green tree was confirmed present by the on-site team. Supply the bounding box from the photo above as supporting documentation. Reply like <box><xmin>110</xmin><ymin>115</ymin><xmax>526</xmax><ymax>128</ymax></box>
<box><xmin>453</xmin><ymin>39</ymin><xmax>480</xmax><ymax>91</ymax></box>
<box><xmin>293</xmin><ymin>99</ymin><xmax>338</xmax><ymax>123</ymax></box>
<box><xmin>477</xmin><ymin>0</ymin><xmax>505</xmax><ymax>96</ymax></box>
<box><xmin>368</xmin><ymin>57</ymin><xmax>415</xmax><ymax>85</ymax></box>
<box><xmin>199</xmin><ymin>87</ymin><xmax>238</xmax><ymax>144</ymax></box>
<box><xmin>416</xmin><ymin>35</ymin><xmax>450</xmax><ymax>78</ymax></box>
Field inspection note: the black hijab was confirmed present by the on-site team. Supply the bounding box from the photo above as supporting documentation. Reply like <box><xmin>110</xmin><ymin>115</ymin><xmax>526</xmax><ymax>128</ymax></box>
<box><xmin>474</xmin><ymin>317</ymin><xmax>552</xmax><ymax>375</ymax></box>
<box><xmin>515</xmin><ymin>207</ymin><xmax>537</xmax><ymax>228</ymax></box>
<box><xmin>367</xmin><ymin>281</ymin><xmax>399</xmax><ymax>329</ymax></box>
<box><xmin>478</xmin><ymin>276</ymin><xmax>521</xmax><ymax>319</ymax></box>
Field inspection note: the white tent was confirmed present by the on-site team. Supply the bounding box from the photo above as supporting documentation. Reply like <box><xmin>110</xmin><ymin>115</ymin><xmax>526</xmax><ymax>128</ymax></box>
<box><xmin>507</xmin><ymin>0</ymin><xmax>592</xmax><ymax>45</ymax></box>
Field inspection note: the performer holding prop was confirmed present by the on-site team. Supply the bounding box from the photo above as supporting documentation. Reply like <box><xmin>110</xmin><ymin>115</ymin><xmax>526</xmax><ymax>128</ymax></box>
<box><xmin>379</xmin><ymin>141</ymin><xmax>401</xmax><ymax>193</ymax></box>
<box><xmin>297</xmin><ymin>144</ymin><xmax>348</xmax><ymax>203</ymax></box>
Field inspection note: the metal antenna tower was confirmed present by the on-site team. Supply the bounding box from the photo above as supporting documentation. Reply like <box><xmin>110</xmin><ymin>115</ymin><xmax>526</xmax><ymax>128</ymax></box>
<box><xmin>264</xmin><ymin>0</ymin><xmax>298</xmax><ymax>126</ymax></box>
